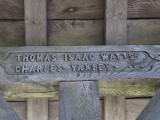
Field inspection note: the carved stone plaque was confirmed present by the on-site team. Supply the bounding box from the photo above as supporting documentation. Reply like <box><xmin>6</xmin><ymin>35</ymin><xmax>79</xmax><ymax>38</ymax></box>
<box><xmin>0</xmin><ymin>46</ymin><xmax>160</xmax><ymax>82</ymax></box>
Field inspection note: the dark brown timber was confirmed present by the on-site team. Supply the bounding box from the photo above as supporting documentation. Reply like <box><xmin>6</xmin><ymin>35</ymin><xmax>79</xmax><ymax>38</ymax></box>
<box><xmin>0</xmin><ymin>0</ymin><xmax>160</xmax><ymax>19</ymax></box>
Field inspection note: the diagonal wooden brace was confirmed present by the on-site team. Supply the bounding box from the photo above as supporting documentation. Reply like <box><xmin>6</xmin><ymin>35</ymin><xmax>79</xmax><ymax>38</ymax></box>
<box><xmin>137</xmin><ymin>90</ymin><xmax>160</xmax><ymax>120</ymax></box>
<box><xmin>0</xmin><ymin>97</ymin><xmax>21</xmax><ymax>120</ymax></box>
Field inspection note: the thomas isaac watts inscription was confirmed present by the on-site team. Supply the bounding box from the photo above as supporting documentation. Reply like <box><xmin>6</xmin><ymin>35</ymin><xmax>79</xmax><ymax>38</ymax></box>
<box><xmin>3</xmin><ymin>51</ymin><xmax>158</xmax><ymax>76</ymax></box>
<box><xmin>0</xmin><ymin>46</ymin><xmax>159</xmax><ymax>80</ymax></box>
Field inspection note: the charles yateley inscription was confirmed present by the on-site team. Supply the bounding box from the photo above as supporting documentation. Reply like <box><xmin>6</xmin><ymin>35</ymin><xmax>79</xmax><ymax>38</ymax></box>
<box><xmin>4</xmin><ymin>51</ymin><xmax>156</xmax><ymax>75</ymax></box>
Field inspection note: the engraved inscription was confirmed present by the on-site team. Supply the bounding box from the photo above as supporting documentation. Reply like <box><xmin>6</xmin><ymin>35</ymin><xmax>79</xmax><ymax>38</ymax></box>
<box><xmin>4</xmin><ymin>51</ymin><xmax>158</xmax><ymax>76</ymax></box>
<box><xmin>16</xmin><ymin>54</ymin><xmax>57</xmax><ymax>62</ymax></box>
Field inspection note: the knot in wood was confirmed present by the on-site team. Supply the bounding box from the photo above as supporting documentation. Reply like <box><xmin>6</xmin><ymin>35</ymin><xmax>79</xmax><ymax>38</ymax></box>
<box><xmin>65</xmin><ymin>7</ymin><xmax>78</xmax><ymax>13</ymax></box>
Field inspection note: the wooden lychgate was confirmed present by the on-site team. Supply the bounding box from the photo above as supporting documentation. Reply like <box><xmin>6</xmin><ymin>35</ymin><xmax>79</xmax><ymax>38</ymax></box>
<box><xmin>0</xmin><ymin>0</ymin><xmax>160</xmax><ymax>120</ymax></box>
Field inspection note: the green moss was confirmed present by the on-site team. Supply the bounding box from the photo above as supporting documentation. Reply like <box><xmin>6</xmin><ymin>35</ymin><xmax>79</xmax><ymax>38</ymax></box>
<box><xmin>3</xmin><ymin>92</ymin><xmax>57</xmax><ymax>98</ymax></box>
<box><xmin>0</xmin><ymin>79</ymin><xmax>158</xmax><ymax>98</ymax></box>
<box><xmin>99</xmin><ymin>79</ymin><xmax>158</xmax><ymax>97</ymax></box>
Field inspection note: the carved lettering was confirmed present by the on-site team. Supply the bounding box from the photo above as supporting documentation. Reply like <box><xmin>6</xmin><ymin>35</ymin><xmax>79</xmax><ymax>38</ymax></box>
<box><xmin>4</xmin><ymin>51</ymin><xmax>155</xmax><ymax>76</ymax></box>
<box><xmin>15</xmin><ymin>54</ymin><xmax>57</xmax><ymax>62</ymax></box>
<box><xmin>70</xmin><ymin>63</ymin><xmax>110</xmax><ymax>72</ymax></box>
<box><xmin>100</xmin><ymin>52</ymin><xmax>137</xmax><ymax>61</ymax></box>
<box><xmin>15</xmin><ymin>64</ymin><xmax>64</xmax><ymax>73</ymax></box>
<box><xmin>64</xmin><ymin>53</ymin><xmax>95</xmax><ymax>61</ymax></box>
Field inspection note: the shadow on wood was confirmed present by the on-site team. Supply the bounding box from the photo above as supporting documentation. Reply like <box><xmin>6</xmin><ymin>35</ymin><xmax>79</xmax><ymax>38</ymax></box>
<box><xmin>0</xmin><ymin>97</ymin><xmax>21</xmax><ymax>120</ymax></box>
<box><xmin>136</xmin><ymin>90</ymin><xmax>160</xmax><ymax>120</ymax></box>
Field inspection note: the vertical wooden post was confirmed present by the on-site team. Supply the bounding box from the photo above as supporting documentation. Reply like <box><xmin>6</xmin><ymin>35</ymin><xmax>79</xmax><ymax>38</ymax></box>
<box><xmin>104</xmin><ymin>0</ymin><xmax>127</xmax><ymax>119</ymax></box>
<box><xmin>59</xmin><ymin>6</ymin><xmax>102</xmax><ymax>120</ymax></box>
<box><xmin>24</xmin><ymin>0</ymin><xmax>48</xmax><ymax>120</ymax></box>
<box><xmin>104</xmin><ymin>96</ymin><xmax>125</xmax><ymax>120</ymax></box>
<box><xmin>25</xmin><ymin>0</ymin><xmax>47</xmax><ymax>46</ymax></box>
<box><xmin>105</xmin><ymin>0</ymin><xmax>127</xmax><ymax>45</ymax></box>
<box><xmin>60</xmin><ymin>81</ymin><xmax>101</xmax><ymax>120</ymax></box>
<box><xmin>27</xmin><ymin>99</ymin><xmax>48</xmax><ymax>120</ymax></box>
<box><xmin>136</xmin><ymin>90</ymin><xmax>160</xmax><ymax>120</ymax></box>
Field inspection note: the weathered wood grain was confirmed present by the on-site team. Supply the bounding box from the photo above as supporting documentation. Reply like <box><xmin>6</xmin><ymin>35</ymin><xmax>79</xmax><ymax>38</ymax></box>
<box><xmin>0</xmin><ymin>21</ymin><xmax>24</xmax><ymax>46</ymax></box>
<box><xmin>7</xmin><ymin>98</ymin><xmax>151</xmax><ymax>120</ymax></box>
<box><xmin>105</xmin><ymin>0</ymin><xmax>127</xmax><ymax>119</ymax></box>
<box><xmin>50</xmin><ymin>0</ymin><xmax>160</xmax><ymax>19</ymax></box>
<box><xmin>48</xmin><ymin>99</ymin><xmax>151</xmax><ymax>120</ymax></box>
<box><xmin>126</xmin><ymin>98</ymin><xmax>149</xmax><ymax>120</ymax></box>
<box><xmin>48</xmin><ymin>0</ymin><xmax>104</xmax><ymax>19</ymax></box>
<box><xmin>0</xmin><ymin>79</ymin><xmax>157</xmax><ymax>98</ymax></box>
<box><xmin>27</xmin><ymin>98</ymin><xmax>48</xmax><ymax>120</ymax></box>
<box><xmin>105</xmin><ymin>0</ymin><xmax>127</xmax><ymax>44</ymax></box>
<box><xmin>0</xmin><ymin>20</ymin><xmax>160</xmax><ymax>46</ymax></box>
<box><xmin>104</xmin><ymin>96</ymin><xmax>125</xmax><ymax>120</ymax></box>
<box><xmin>59</xmin><ymin>81</ymin><xmax>101</xmax><ymax>120</ymax></box>
<box><xmin>128</xmin><ymin>0</ymin><xmax>160</xmax><ymax>18</ymax></box>
<box><xmin>49</xmin><ymin>100</ymin><xmax>59</xmax><ymax>120</ymax></box>
<box><xmin>7</xmin><ymin>100</ymin><xmax>59</xmax><ymax>120</ymax></box>
<box><xmin>9</xmin><ymin>101</ymin><xmax>27</xmax><ymax>120</ymax></box>
<box><xmin>0</xmin><ymin>20</ymin><xmax>24</xmax><ymax>120</ymax></box>
<box><xmin>99</xmin><ymin>79</ymin><xmax>158</xmax><ymax>97</ymax></box>
<box><xmin>57</xmin><ymin>2</ymin><xmax>102</xmax><ymax>119</ymax></box>
<box><xmin>136</xmin><ymin>90</ymin><xmax>160</xmax><ymax>120</ymax></box>
<box><xmin>25</xmin><ymin>0</ymin><xmax>47</xmax><ymax>45</ymax></box>
<box><xmin>0</xmin><ymin>0</ymin><xmax>160</xmax><ymax>19</ymax></box>
<box><xmin>0</xmin><ymin>0</ymin><xmax>24</xmax><ymax>19</ymax></box>
<box><xmin>6</xmin><ymin>98</ymin><xmax>152</xmax><ymax>120</ymax></box>
<box><xmin>0</xmin><ymin>97</ymin><xmax>21</xmax><ymax>120</ymax></box>
<box><xmin>49</xmin><ymin>99</ymin><xmax>104</xmax><ymax>120</ymax></box>
<box><xmin>49</xmin><ymin>20</ymin><xmax>160</xmax><ymax>45</ymax></box>
<box><xmin>48</xmin><ymin>20</ymin><xmax>104</xmax><ymax>45</ymax></box>
<box><xmin>128</xmin><ymin>20</ymin><xmax>160</xmax><ymax>45</ymax></box>
<box><xmin>0</xmin><ymin>19</ymin><xmax>160</xmax><ymax>97</ymax></box>
<box><xmin>25</xmin><ymin>0</ymin><xmax>48</xmax><ymax>119</ymax></box>
<box><xmin>0</xmin><ymin>46</ymin><xmax>160</xmax><ymax>80</ymax></box>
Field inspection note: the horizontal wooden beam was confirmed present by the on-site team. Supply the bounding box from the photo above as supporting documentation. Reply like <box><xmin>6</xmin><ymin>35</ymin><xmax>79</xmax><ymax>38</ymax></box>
<box><xmin>0</xmin><ymin>0</ymin><xmax>160</xmax><ymax>19</ymax></box>
<box><xmin>0</xmin><ymin>20</ymin><xmax>160</xmax><ymax>46</ymax></box>
<box><xmin>2</xmin><ymin>79</ymin><xmax>159</xmax><ymax>98</ymax></box>
<box><xmin>0</xmin><ymin>46</ymin><xmax>160</xmax><ymax>81</ymax></box>
<box><xmin>0</xmin><ymin>45</ymin><xmax>158</xmax><ymax>98</ymax></box>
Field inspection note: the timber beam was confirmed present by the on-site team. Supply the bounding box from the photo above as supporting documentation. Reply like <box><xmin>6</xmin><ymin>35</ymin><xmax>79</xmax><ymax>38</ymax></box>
<box><xmin>0</xmin><ymin>45</ymin><xmax>158</xmax><ymax>98</ymax></box>
<box><xmin>0</xmin><ymin>45</ymin><xmax>160</xmax><ymax>81</ymax></box>
<box><xmin>1</xmin><ymin>79</ymin><xmax>159</xmax><ymax>98</ymax></box>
